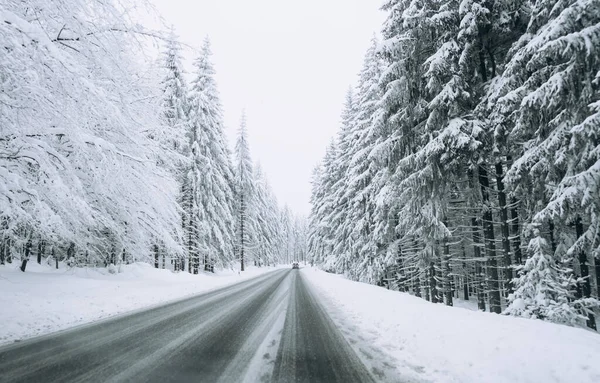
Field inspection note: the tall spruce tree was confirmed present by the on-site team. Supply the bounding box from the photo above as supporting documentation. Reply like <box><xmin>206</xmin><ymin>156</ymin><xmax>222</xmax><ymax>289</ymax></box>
<box><xmin>187</xmin><ymin>37</ymin><xmax>236</xmax><ymax>272</ymax></box>
<box><xmin>234</xmin><ymin>113</ymin><xmax>256</xmax><ymax>271</ymax></box>
<box><xmin>344</xmin><ymin>36</ymin><xmax>385</xmax><ymax>282</ymax></box>
<box><xmin>327</xmin><ymin>88</ymin><xmax>358</xmax><ymax>275</ymax></box>
<box><xmin>253</xmin><ymin>164</ymin><xmax>281</xmax><ymax>267</ymax></box>
<box><xmin>156</xmin><ymin>28</ymin><xmax>189</xmax><ymax>270</ymax></box>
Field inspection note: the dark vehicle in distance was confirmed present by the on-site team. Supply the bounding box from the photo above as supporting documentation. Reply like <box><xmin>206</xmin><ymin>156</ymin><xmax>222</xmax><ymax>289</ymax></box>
<box><xmin>292</xmin><ymin>262</ymin><xmax>299</xmax><ymax>269</ymax></box>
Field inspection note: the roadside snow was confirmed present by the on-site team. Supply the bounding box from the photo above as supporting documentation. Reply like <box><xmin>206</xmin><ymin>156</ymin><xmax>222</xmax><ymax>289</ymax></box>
<box><xmin>0</xmin><ymin>261</ymin><xmax>282</xmax><ymax>346</ymax></box>
<box><xmin>301</xmin><ymin>267</ymin><xmax>600</xmax><ymax>383</ymax></box>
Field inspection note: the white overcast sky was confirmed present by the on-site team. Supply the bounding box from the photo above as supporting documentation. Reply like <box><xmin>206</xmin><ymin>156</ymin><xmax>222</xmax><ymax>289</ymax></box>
<box><xmin>149</xmin><ymin>0</ymin><xmax>385</xmax><ymax>216</ymax></box>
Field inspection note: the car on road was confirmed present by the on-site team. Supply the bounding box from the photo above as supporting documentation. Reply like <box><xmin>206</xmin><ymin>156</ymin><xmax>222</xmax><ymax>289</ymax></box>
<box><xmin>292</xmin><ymin>262</ymin><xmax>299</xmax><ymax>269</ymax></box>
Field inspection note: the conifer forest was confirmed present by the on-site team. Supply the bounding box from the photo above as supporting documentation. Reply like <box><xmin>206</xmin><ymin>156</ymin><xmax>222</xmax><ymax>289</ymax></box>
<box><xmin>308</xmin><ymin>0</ymin><xmax>600</xmax><ymax>329</ymax></box>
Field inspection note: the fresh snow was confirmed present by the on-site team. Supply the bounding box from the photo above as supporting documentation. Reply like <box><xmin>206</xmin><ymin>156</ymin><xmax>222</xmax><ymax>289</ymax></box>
<box><xmin>301</xmin><ymin>267</ymin><xmax>600</xmax><ymax>383</ymax></box>
<box><xmin>0</xmin><ymin>261</ymin><xmax>282</xmax><ymax>346</ymax></box>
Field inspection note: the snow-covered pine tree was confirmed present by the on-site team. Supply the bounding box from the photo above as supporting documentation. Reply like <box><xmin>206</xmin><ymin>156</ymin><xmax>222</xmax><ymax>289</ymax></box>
<box><xmin>505</xmin><ymin>226</ymin><xmax>592</xmax><ymax>326</ymax></box>
<box><xmin>234</xmin><ymin>113</ymin><xmax>256</xmax><ymax>272</ymax></box>
<box><xmin>157</xmin><ymin>27</ymin><xmax>190</xmax><ymax>167</ymax></box>
<box><xmin>293</xmin><ymin>216</ymin><xmax>308</xmax><ymax>264</ymax></box>
<box><xmin>327</xmin><ymin>88</ymin><xmax>358</xmax><ymax>275</ymax></box>
<box><xmin>187</xmin><ymin>37</ymin><xmax>236</xmax><ymax>272</ymax></box>
<box><xmin>309</xmin><ymin>142</ymin><xmax>339</xmax><ymax>269</ymax></box>
<box><xmin>253</xmin><ymin>164</ymin><xmax>282</xmax><ymax>267</ymax></box>
<box><xmin>496</xmin><ymin>0</ymin><xmax>600</xmax><ymax>328</ymax></box>
<box><xmin>278</xmin><ymin>208</ymin><xmax>289</xmax><ymax>264</ymax></box>
<box><xmin>184</xmin><ymin>142</ymin><xmax>203</xmax><ymax>274</ymax></box>
<box><xmin>154</xmin><ymin>27</ymin><xmax>190</xmax><ymax>270</ymax></box>
<box><xmin>344</xmin><ymin>35</ymin><xmax>386</xmax><ymax>283</ymax></box>
<box><xmin>307</xmin><ymin>165</ymin><xmax>325</xmax><ymax>266</ymax></box>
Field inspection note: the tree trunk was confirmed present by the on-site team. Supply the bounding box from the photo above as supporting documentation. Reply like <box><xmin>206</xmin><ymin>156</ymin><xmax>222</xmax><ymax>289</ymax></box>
<box><xmin>575</xmin><ymin>218</ymin><xmax>596</xmax><ymax>330</ymax></box>
<box><xmin>188</xmin><ymin>220</ymin><xmax>193</xmax><ymax>274</ymax></box>
<box><xmin>471</xmin><ymin>217</ymin><xmax>486</xmax><ymax>311</ymax></box>
<box><xmin>429</xmin><ymin>261</ymin><xmax>438</xmax><ymax>304</ymax></box>
<box><xmin>52</xmin><ymin>247</ymin><xmax>58</xmax><ymax>269</ymax></box>
<box><xmin>414</xmin><ymin>273</ymin><xmax>422</xmax><ymax>298</ymax></box>
<box><xmin>396</xmin><ymin>244</ymin><xmax>406</xmax><ymax>292</ymax></box>
<box><xmin>495</xmin><ymin>162</ymin><xmax>513</xmax><ymax>296</ymax></box>
<box><xmin>509</xmin><ymin>198</ymin><xmax>523</xmax><ymax>266</ymax></box>
<box><xmin>469</xmin><ymin>169</ymin><xmax>487</xmax><ymax>311</ymax></box>
<box><xmin>462</xmin><ymin>243</ymin><xmax>469</xmax><ymax>300</ymax></box>
<box><xmin>479</xmin><ymin>281</ymin><xmax>487</xmax><ymax>311</ymax></box>
<box><xmin>440</xmin><ymin>218</ymin><xmax>454</xmax><ymax>306</ymax></box>
<box><xmin>37</xmin><ymin>239</ymin><xmax>45</xmax><ymax>264</ymax></box>
<box><xmin>454</xmin><ymin>275</ymin><xmax>459</xmax><ymax>299</ymax></box>
<box><xmin>477</xmin><ymin>271</ymin><xmax>487</xmax><ymax>311</ymax></box>
<box><xmin>424</xmin><ymin>269</ymin><xmax>430</xmax><ymax>302</ymax></box>
<box><xmin>154</xmin><ymin>244</ymin><xmax>159</xmax><ymax>268</ymax></box>
<box><xmin>0</xmin><ymin>239</ymin><xmax>5</xmax><ymax>265</ymax></box>
<box><xmin>110</xmin><ymin>245</ymin><xmax>116</xmax><ymax>265</ymax></box>
<box><xmin>596</xmin><ymin>255</ymin><xmax>600</xmax><ymax>300</ymax></box>
<box><xmin>6</xmin><ymin>238</ymin><xmax>12</xmax><ymax>263</ymax></box>
<box><xmin>478</xmin><ymin>165</ymin><xmax>502</xmax><ymax>314</ymax></box>
<box><xmin>21</xmin><ymin>239</ymin><xmax>32</xmax><ymax>272</ymax></box>
<box><xmin>504</xmin><ymin>157</ymin><xmax>523</xmax><ymax>266</ymax></box>
<box><xmin>548</xmin><ymin>221</ymin><xmax>557</xmax><ymax>253</ymax></box>
<box><xmin>240</xmin><ymin>194</ymin><xmax>245</xmax><ymax>272</ymax></box>
<box><xmin>386</xmin><ymin>270</ymin><xmax>390</xmax><ymax>290</ymax></box>
<box><xmin>477</xmin><ymin>33</ymin><xmax>488</xmax><ymax>82</ymax></box>
<box><xmin>442</xmin><ymin>233</ymin><xmax>453</xmax><ymax>306</ymax></box>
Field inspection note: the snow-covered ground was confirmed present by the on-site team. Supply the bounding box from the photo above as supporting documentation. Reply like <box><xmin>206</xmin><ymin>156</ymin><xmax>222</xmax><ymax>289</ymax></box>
<box><xmin>0</xmin><ymin>261</ymin><xmax>282</xmax><ymax>346</ymax></box>
<box><xmin>301</xmin><ymin>267</ymin><xmax>600</xmax><ymax>383</ymax></box>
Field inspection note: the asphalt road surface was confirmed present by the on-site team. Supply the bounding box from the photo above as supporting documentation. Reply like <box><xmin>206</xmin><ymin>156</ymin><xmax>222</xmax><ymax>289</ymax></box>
<box><xmin>0</xmin><ymin>269</ymin><xmax>375</xmax><ymax>383</ymax></box>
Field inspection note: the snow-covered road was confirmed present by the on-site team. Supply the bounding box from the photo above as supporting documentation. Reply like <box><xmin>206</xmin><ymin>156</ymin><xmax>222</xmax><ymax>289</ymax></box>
<box><xmin>4</xmin><ymin>265</ymin><xmax>598</xmax><ymax>383</ymax></box>
<box><xmin>0</xmin><ymin>268</ymin><xmax>374</xmax><ymax>382</ymax></box>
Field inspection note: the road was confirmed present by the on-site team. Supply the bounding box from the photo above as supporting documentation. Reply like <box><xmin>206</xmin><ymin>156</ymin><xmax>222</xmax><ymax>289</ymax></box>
<box><xmin>0</xmin><ymin>269</ymin><xmax>374</xmax><ymax>383</ymax></box>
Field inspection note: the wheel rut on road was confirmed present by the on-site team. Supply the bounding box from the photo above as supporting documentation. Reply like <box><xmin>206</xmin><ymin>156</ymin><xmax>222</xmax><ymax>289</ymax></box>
<box><xmin>272</xmin><ymin>272</ymin><xmax>374</xmax><ymax>383</ymax></box>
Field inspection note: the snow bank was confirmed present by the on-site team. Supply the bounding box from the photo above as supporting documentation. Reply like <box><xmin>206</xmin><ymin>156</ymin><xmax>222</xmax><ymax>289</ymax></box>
<box><xmin>0</xmin><ymin>261</ymin><xmax>282</xmax><ymax>346</ymax></box>
<box><xmin>301</xmin><ymin>268</ymin><xmax>600</xmax><ymax>383</ymax></box>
